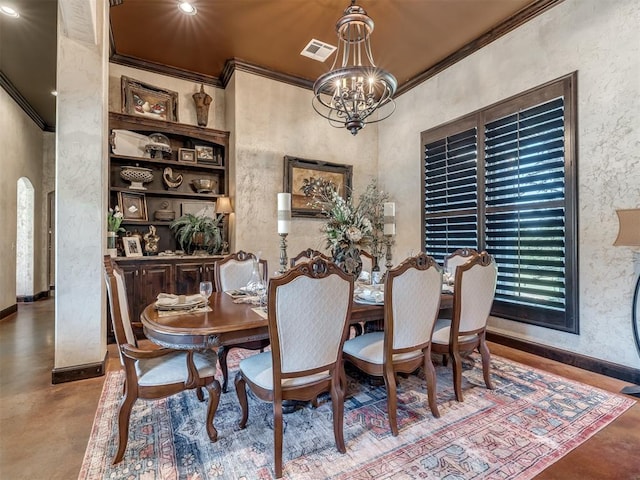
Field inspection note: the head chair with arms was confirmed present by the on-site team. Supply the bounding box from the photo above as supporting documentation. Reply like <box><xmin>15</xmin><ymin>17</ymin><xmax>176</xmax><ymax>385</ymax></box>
<box><xmin>342</xmin><ymin>252</ymin><xmax>442</xmax><ymax>435</ymax></box>
<box><xmin>432</xmin><ymin>251</ymin><xmax>497</xmax><ymax>402</ymax></box>
<box><xmin>102</xmin><ymin>256</ymin><xmax>220</xmax><ymax>464</ymax></box>
<box><xmin>214</xmin><ymin>250</ymin><xmax>270</xmax><ymax>392</ymax></box>
<box><xmin>234</xmin><ymin>256</ymin><xmax>354</xmax><ymax>478</ymax></box>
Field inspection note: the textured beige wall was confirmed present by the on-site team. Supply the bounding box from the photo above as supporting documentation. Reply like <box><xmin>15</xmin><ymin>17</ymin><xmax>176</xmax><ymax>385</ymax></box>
<box><xmin>0</xmin><ymin>88</ymin><xmax>48</xmax><ymax>310</ymax></box>
<box><xmin>378</xmin><ymin>0</ymin><xmax>640</xmax><ymax>368</ymax></box>
<box><xmin>230</xmin><ymin>71</ymin><xmax>379</xmax><ymax>275</ymax></box>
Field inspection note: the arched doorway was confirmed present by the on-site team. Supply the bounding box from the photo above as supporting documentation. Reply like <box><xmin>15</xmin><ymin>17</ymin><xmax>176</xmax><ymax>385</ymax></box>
<box><xmin>16</xmin><ymin>177</ymin><xmax>35</xmax><ymax>299</ymax></box>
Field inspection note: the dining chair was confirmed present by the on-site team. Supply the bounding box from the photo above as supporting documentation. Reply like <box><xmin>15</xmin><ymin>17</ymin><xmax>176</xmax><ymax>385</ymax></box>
<box><xmin>342</xmin><ymin>253</ymin><xmax>442</xmax><ymax>436</ymax></box>
<box><xmin>431</xmin><ymin>251</ymin><xmax>497</xmax><ymax>402</ymax></box>
<box><xmin>103</xmin><ymin>256</ymin><xmax>220</xmax><ymax>464</ymax></box>
<box><xmin>214</xmin><ymin>250</ymin><xmax>271</xmax><ymax>392</ymax></box>
<box><xmin>234</xmin><ymin>257</ymin><xmax>354</xmax><ymax>478</ymax></box>
<box><xmin>444</xmin><ymin>248</ymin><xmax>478</xmax><ymax>275</ymax></box>
<box><xmin>360</xmin><ymin>250</ymin><xmax>375</xmax><ymax>277</ymax></box>
<box><xmin>289</xmin><ymin>248</ymin><xmax>330</xmax><ymax>268</ymax></box>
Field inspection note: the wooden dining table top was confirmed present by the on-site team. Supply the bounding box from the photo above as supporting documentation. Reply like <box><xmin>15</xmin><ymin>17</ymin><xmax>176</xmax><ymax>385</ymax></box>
<box><xmin>141</xmin><ymin>290</ymin><xmax>454</xmax><ymax>350</ymax></box>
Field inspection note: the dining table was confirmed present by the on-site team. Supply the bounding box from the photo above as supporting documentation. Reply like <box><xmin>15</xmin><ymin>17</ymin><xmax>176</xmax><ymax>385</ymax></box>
<box><xmin>141</xmin><ymin>290</ymin><xmax>454</xmax><ymax>352</ymax></box>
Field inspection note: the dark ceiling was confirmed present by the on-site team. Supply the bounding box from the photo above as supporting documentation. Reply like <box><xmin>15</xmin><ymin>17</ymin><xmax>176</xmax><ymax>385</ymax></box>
<box><xmin>1</xmin><ymin>0</ymin><xmax>561</xmax><ymax>131</ymax></box>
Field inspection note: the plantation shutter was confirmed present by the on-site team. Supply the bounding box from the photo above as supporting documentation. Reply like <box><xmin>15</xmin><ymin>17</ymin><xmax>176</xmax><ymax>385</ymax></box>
<box><xmin>420</xmin><ymin>74</ymin><xmax>577</xmax><ymax>332</ymax></box>
<box><xmin>423</xmin><ymin>127</ymin><xmax>479</xmax><ymax>266</ymax></box>
<box><xmin>484</xmin><ymin>97</ymin><xmax>568</xmax><ymax>326</ymax></box>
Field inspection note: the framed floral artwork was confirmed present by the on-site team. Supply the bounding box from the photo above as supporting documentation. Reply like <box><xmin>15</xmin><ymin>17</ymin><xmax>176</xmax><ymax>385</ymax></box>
<box><xmin>121</xmin><ymin>76</ymin><xmax>179</xmax><ymax>122</ymax></box>
<box><xmin>284</xmin><ymin>156</ymin><xmax>353</xmax><ymax>218</ymax></box>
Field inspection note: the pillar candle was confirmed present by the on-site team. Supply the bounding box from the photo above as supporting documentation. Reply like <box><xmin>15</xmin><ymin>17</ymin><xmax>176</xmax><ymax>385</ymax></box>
<box><xmin>277</xmin><ymin>193</ymin><xmax>291</xmax><ymax>234</ymax></box>
<box><xmin>383</xmin><ymin>202</ymin><xmax>396</xmax><ymax>236</ymax></box>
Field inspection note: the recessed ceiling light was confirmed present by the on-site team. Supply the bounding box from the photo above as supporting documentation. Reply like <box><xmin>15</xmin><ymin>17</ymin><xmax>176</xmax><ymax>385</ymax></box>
<box><xmin>177</xmin><ymin>2</ymin><xmax>197</xmax><ymax>15</ymax></box>
<box><xmin>0</xmin><ymin>5</ymin><xmax>20</xmax><ymax>18</ymax></box>
<box><xmin>51</xmin><ymin>91</ymin><xmax>58</xmax><ymax>96</ymax></box>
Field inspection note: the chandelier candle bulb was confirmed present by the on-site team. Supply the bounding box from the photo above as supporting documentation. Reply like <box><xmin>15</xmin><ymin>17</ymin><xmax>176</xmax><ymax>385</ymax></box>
<box><xmin>277</xmin><ymin>193</ymin><xmax>292</xmax><ymax>234</ymax></box>
<box><xmin>384</xmin><ymin>202</ymin><xmax>396</xmax><ymax>236</ymax></box>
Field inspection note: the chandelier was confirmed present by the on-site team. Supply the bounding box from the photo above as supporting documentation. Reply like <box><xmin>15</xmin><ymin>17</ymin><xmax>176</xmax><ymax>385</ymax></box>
<box><xmin>312</xmin><ymin>1</ymin><xmax>397</xmax><ymax>136</ymax></box>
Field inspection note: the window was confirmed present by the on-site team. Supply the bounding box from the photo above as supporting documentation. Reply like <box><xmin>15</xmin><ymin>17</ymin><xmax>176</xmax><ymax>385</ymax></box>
<box><xmin>422</xmin><ymin>73</ymin><xmax>578</xmax><ymax>332</ymax></box>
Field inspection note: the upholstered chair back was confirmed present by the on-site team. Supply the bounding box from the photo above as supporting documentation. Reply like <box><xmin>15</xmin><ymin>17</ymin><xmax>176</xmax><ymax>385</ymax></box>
<box><xmin>444</xmin><ymin>248</ymin><xmax>478</xmax><ymax>274</ymax></box>
<box><xmin>269</xmin><ymin>258</ymin><xmax>353</xmax><ymax>375</ymax></box>
<box><xmin>456</xmin><ymin>253</ymin><xmax>497</xmax><ymax>334</ymax></box>
<box><xmin>103</xmin><ymin>256</ymin><xmax>138</xmax><ymax>365</ymax></box>
<box><xmin>215</xmin><ymin>251</ymin><xmax>267</xmax><ymax>291</ymax></box>
<box><xmin>388</xmin><ymin>258</ymin><xmax>442</xmax><ymax>351</ymax></box>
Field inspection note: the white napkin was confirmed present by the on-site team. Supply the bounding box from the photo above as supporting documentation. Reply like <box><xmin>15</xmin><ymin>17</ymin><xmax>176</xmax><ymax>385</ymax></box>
<box><xmin>156</xmin><ymin>293</ymin><xmax>206</xmax><ymax>307</ymax></box>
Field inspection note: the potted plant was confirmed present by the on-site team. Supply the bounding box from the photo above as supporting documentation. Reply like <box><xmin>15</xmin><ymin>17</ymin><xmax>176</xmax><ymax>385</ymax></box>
<box><xmin>170</xmin><ymin>214</ymin><xmax>223</xmax><ymax>255</ymax></box>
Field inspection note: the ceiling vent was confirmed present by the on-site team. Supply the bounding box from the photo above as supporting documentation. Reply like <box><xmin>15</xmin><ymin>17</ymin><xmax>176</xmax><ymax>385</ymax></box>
<box><xmin>300</xmin><ymin>39</ymin><xmax>337</xmax><ymax>62</ymax></box>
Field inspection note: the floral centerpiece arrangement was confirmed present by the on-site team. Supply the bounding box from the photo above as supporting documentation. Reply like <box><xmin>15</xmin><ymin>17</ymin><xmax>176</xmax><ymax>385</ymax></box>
<box><xmin>315</xmin><ymin>181</ymin><xmax>389</xmax><ymax>276</ymax></box>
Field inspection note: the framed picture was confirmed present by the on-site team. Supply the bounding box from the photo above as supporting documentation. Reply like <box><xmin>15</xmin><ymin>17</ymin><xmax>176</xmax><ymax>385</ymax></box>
<box><xmin>122</xmin><ymin>236</ymin><xmax>143</xmax><ymax>257</ymax></box>
<box><xmin>118</xmin><ymin>191</ymin><xmax>148</xmax><ymax>221</ymax></box>
<box><xmin>121</xmin><ymin>76</ymin><xmax>179</xmax><ymax>122</ymax></box>
<box><xmin>181</xmin><ymin>201</ymin><xmax>216</xmax><ymax>219</ymax></box>
<box><xmin>178</xmin><ymin>148</ymin><xmax>196</xmax><ymax>163</ymax></box>
<box><xmin>195</xmin><ymin>145</ymin><xmax>214</xmax><ymax>163</ymax></box>
<box><xmin>284</xmin><ymin>156</ymin><xmax>353</xmax><ymax>218</ymax></box>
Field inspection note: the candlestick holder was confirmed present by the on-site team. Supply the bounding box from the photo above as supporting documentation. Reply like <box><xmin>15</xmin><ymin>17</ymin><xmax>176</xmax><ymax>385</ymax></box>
<box><xmin>279</xmin><ymin>233</ymin><xmax>289</xmax><ymax>274</ymax></box>
<box><xmin>384</xmin><ymin>235</ymin><xmax>393</xmax><ymax>270</ymax></box>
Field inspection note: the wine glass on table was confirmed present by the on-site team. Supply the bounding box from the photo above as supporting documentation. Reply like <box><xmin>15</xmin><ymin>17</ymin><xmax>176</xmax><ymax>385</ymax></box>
<box><xmin>254</xmin><ymin>279</ymin><xmax>267</xmax><ymax>310</ymax></box>
<box><xmin>199</xmin><ymin>281</ymin><xmax>213</xmax><ymax>305</ymax></box>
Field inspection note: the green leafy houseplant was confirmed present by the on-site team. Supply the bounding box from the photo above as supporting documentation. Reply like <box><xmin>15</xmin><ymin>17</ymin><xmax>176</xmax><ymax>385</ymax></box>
<box><xmin>170</xmin><ymin>214</ymin><xmax>223</xmax><ymax>254</ymax></box>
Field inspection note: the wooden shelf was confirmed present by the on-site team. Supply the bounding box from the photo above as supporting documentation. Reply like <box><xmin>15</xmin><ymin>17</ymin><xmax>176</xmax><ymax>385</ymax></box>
<box><xmin>110</xmin><ymin>154</ymin><xmax>225</xmax><ymax>171</ymax></box>
<box><xmin>110</xmin><ymin>186</ymin><xmax>220</xmax><ymax>200</ymax></box>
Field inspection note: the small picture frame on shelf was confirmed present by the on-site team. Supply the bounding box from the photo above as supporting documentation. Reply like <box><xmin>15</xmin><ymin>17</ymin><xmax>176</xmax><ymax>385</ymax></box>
<box><xmin>122</xmin><ymin>236</ymin><xmax>143</xmax><ymax>257</ymax></box>
<box><xmin>195</xmin><ymin>145</ymin><xmax>214</xmax><ymax>163</ymax></box>
<box><xmin>178</xmin><ymin>148</ymin><xmax>196</xmax><ymax>163</ymax></box>
<box><xmin>118</xmin><ymin>191</ymin><xmax>148</xmax><ymax>221</ymax></box>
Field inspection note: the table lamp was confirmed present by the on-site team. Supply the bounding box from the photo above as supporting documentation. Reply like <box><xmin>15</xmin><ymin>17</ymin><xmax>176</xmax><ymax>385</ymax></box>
<box><xmin>215</xmin><ymin>196</ymin><xmax>233</xmax><ymax>253</ymax></box>
<box><xmin>613</xmin><ymin>208</ymin><xmax>640</xmax><ymax>397</ymax></box>
<box><xmin>277</xmin><ymin>193</ymin><xmax>291</xmax><ymax>273</ymax></box>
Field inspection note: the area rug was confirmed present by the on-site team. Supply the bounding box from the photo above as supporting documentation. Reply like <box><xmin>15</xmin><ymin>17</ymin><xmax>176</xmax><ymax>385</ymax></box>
<box><xmin>79</xmin><ymin>351</ymin><xmax>634</xmax><ymax>480</ymax></box>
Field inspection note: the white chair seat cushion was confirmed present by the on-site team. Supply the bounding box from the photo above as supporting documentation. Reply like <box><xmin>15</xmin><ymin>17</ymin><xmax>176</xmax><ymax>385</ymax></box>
<box><xmin>239</xmin><ymin>352</ymin><xmax>330</xmax><ymax>390</ymax></box>
<box><xmin>343</xmin><ymin>332</ymin><xmax>422</xmax><ymax>364</ymax></box>
<box><xmin>136</xmin><ymin>349</ymin><xmax>217</xmax><ymax>386</ymax></box>
<box><xmin>431</xmin><ymin>326</ymin><xmax>477</xmax><ymax>346</ymax></box>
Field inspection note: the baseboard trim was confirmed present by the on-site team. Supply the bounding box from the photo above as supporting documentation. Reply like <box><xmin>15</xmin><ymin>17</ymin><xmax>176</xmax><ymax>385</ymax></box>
<box><xmin>0</xmin><ymin>304</ymin><xmax>18</xmax><ymax>320</ymax></box>
<box><xmin>51</xmin><ymin>352</ymin><xmax>107</xmax><ymax>384</ymax></box>
<box><xmin>17</xmin><ymin>290</ymin><xmax>50</xmax><ymax>303</ymax></box>
<box><xmin>487</xmin><ymin>332</ymin><xmax>640</xmax><ymax>384</ymax></box>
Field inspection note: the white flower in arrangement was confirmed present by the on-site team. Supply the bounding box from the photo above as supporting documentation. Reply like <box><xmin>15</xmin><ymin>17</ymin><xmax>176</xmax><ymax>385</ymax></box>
<box><xmin>107</xmin><ymin>206</ymin><xmax>125</xmax><ymax>233</ymax></box>
<box><xmin>346</xmin><ymin>226</ymin><xmax>363</xmax><ymax>243</ymax></box>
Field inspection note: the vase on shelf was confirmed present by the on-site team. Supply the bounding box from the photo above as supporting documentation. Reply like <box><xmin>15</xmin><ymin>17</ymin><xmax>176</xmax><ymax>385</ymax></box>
<box><xmin>107</xmin><ymin>231</ymin><xmax>118</xmax><ymax>258</ymax></box>
<box><xmin>333</xmin><ymin>244</ymin><xmax>362</xmax><ymax>278</ymax></box>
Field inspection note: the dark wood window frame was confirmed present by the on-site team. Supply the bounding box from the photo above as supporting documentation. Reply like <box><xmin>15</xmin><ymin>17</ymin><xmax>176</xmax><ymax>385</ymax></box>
<box><xmin>421</xmin><ymin>72</ymin><xmax>578</xmax><ymax>333</ymax></box>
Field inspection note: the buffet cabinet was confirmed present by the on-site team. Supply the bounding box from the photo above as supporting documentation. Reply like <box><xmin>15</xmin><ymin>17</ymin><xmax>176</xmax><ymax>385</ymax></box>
<box><xmin>109</xmin><ymin>112</ymin><xmax>230</xmax><ymax>253</ymax></box>
<box><xmin>110</xmin><ymin>255</ymin><xmax>222</xmax><ymax>343</ymax></box>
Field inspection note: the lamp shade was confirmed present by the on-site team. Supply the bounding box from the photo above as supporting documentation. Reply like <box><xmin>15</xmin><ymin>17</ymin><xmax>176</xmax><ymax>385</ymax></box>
<box><xmin>277</xmin><ymin>193</ymin><xmax>291</xmax><ymax>234</ymax></box>
<box><xmin>613</xmin><ymin>208</ymin><xmax>640</xmax><ymax>247</ymax></box>
<box><xmin>215</xmin><ymin>196</ymin><xmax>233</xmax><ymax>214</ymax></box>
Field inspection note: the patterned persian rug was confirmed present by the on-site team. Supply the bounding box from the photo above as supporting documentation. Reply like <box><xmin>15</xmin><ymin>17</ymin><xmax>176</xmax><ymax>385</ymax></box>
<box><xmin>79</xmin><ymin>351</ymin><xmax>634</xmax><ymax>479</ymax></box>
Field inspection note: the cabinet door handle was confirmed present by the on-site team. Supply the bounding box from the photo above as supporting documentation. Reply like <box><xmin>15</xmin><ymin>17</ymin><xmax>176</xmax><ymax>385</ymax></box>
<box><xmin>205</xmin><ymin>266</ymin><xmax>209</xmax><ymax>272</ymax></box>
<box><xmin>135</xmin><ymin>270</ymin><xmax>139</xmax><ymax>276</ymax></box>
<box><xmin>200</xmin><ymin>266</ymin><xmax>203</xmax><ymax>273</ymax></box>
<box><xmin>142</xmin><ymin>269</ymin><xmax>146</xmax><ymax>276</ymax></box>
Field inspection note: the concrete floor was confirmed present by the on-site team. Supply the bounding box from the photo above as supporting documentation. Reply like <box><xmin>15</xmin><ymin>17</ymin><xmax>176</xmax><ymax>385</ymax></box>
<box><xmin>1</xmin><ymin>298</ymin><xmax>639</xmax><ymax>479</ymax></box>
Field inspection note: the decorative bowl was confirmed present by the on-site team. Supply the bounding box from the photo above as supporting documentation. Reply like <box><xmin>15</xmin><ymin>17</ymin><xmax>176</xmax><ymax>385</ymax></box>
<box><xmin>120</xmin><ymin>166</ymin><xmax>154</xmax><ymax>190</ymax></box>
<box><xmin>191</xmin><ymin>178</ymin><xmax>217</xmax><ymax>194</ymax></box>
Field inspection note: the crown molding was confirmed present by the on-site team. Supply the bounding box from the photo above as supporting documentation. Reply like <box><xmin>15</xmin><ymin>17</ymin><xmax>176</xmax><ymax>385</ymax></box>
<box><xmin>109</xmin><ymin>53</ymin><xmax>224</xmax><ymax>88</ymax></box>
<box><xmin>0</xmin><ymin>71</ymin><xmax>53</xmax><ymax>132</ymax></box>
<box><xmin>220</xmin><ymin>58</ymin><xmax>314</xmax><ymax>91</ymax></box>
<box><xmin>397</xmin><ymin>0</ymin><xmax>565</xmax><ymax>95</ymax></box>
